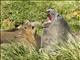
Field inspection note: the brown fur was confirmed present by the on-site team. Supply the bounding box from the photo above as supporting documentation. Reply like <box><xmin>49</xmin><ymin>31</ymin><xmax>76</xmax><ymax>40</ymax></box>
<box><xmin>0</xmin><ymin>21</ymin><xmax>41</xmax><ymax>49</ymax></box>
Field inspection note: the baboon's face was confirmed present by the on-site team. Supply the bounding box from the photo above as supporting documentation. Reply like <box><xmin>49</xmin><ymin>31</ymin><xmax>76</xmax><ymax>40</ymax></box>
<box><xmin>21</xmin><ymin>22</ymin><xmax>34</xmax><ymax>33</ymax></box>
<box><xmin>19</xmin><ymin>22</ymin><xmax>38</xmax><ymax>37</ymax></box>
<box><xmin>47</xmin><ymin>9</ymin><xmax>60</xmax><ymax>21</ymax></box>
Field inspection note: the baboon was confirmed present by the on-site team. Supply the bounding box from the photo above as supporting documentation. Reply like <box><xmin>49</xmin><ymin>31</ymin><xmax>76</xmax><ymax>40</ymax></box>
<box><xmin>41</xmin><ymin>9</ymin><xmax>71</xmax><ymax>52</ymax></box>
<box><xmin>0</xmin><ymin>21</ymin><xmax>41</xmax><ymax>49</ymax></box>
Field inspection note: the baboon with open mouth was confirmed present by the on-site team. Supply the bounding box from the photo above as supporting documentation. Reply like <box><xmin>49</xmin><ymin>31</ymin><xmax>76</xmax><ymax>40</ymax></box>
<box><xmin>41</xmin><ymin>9</ymin><xmax>71</xmax><ymax>52</ymax></box>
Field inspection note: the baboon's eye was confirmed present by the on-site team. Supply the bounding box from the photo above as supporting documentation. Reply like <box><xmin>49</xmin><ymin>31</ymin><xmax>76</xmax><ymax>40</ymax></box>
<box><xmin>57</xmin><ymin>14</ymin><xmax>59</xmax><ymax>17</ymax></box>
<box><xmin>32</xmin><ymin>26</ymin><xmax>34</xmax><ymax>29</ymax></box>
<box><xmin>47</xmin><ymin>11</ymin><xmax>50</xmax><ymax>13</ymax></box>
<box><xmin>24</xmin><ymin>27</ymin><xmax>27</xmax><ymax>29</ymax></box>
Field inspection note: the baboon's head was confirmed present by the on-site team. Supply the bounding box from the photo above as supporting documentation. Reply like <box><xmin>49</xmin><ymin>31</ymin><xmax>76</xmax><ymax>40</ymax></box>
<box><xmin>19</xmin><ymin>21</ymin><xmax>40</xmax><ymax>35</ymax></box>
<box><xmin>19</xmin><ymin>21</ymin><xmax>33</xmax><ymax>34</ymax></box>
<box><xmin>47</xmin><ymin>9</ymin><xmax>60</xmax><ymax>22</ymax></box>
<box><xmin>18</xmin><ymin>21</ymin><xmax>40</xmax><ymax>48</ymax></box>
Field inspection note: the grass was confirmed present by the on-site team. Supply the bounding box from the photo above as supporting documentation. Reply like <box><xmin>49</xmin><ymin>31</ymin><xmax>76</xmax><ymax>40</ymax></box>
<box><xmin>1</xmin><ymin>35</ymin><xmax>80</xmax><ymax>60</ymax></box>
<box><xmin>1</xmin><ymin>1</ymin><xmax>80</xmax><ymax>32</ymax></box>
<box><xmin>1</xmin><ymin>1</ymin><xmax>80</xmax><ymax>60</ymax></box>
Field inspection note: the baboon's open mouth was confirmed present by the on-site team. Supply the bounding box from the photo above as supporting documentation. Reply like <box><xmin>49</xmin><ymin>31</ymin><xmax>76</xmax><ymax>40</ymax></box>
<box><xmin>47</xmin><ymin>14</ymin><xmax>55</xmax><ymax>21</ymax></box>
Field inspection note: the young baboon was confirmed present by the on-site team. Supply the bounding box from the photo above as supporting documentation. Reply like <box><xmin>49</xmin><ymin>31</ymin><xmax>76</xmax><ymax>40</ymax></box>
<box><xmin>0</xmin><ymin>21</ymin><xmax>41</xmax><ymax>49</ymax></box>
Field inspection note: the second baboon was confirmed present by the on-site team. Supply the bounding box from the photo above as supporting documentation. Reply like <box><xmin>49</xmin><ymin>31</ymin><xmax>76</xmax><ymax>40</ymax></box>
<box><xmin>0</xmin><ymin>21</ymin><xmax>41</xmax><ymax>49</ymax></box>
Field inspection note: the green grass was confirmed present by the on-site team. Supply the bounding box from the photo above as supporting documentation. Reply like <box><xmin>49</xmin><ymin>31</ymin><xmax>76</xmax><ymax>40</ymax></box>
<box><xmin>1</xmin><ymin>36</ymin><xmax>80</xmax><ymax>60</ymax></box>
<box><xmin>1</xmin><ymin>1</ymin><xmax>80</xmax><ymax>60</ymax></box>
<box><xmin>1</xmin><ymin>1</ymin><xmax>80</xmax><ymax>32</ymax></box>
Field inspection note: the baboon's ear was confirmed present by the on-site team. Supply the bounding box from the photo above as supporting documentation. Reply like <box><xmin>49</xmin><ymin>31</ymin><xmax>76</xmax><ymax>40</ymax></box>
<box><xmin>26</xmin><ymin>22</ymin><xmax>31</xmax><ymax>27</ymax></box>
<box><xmin>24</xmin><ymin>20</ymin><xmax>30</xmax><ymax>24</ymax></box>
<box><xmin>17</xmin><ymin>25</ymin><xmax>22</xmax><ymax>29</ymax></box>
<box><xmin>24</xmin><ymin>21</ymin><xmax>31</xmax><ymax>27</ymax></box>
